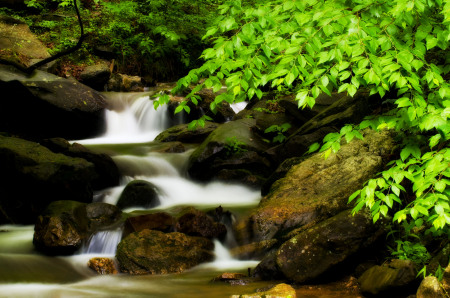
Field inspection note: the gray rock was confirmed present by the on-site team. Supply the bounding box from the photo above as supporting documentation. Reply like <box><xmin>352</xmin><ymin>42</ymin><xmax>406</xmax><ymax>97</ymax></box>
<box><xmin>116</xmin><ymin>180</ymin><xmax>160</xmax><ymax>210</ymax></box>
<box><xmin>80</xmin><ymin>62</ymin><xmax>111</xmax><ymax>91</ymax></box>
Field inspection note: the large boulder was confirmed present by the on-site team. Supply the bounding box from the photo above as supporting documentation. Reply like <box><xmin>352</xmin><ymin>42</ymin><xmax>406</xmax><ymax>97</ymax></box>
<box><xmin>40</xmin><ymin>138</ymin><xmax>120</xmax><ymax>190</ymax></box>
<box><xmin>79</xmin><ymin>62</ymin><xmax>111</xmax><ymax>91</ymax></box>
<box><xmin>116</xmin><ymin>180</ymin><xmax>160</xmax><ymax>210</ymax></box>
<box><xmin>123</xmin><ymin>212</ymin><xmax>176</xmax><ymax>238</ymax></box>
<box><xmin>116</xmin><ymin>229</ymin><xmax>214</xmax><ymax>274</ymax></box>
<box><xmin>0</xmin><ymin>64</ymin><xmax>107</xmax><ymax>140</ymax></box>
<box><xmin>0</xmin><ymin>136</ymin><xmax>97</xmax><ymax>224</ymax></box>
<box><xmin>234</xmin><ymin>129</ymin><xmax>396</xmax><ymax>248</ymax></box>
<box><xmin>33</xmin><ymin>200</ymin><xmax>122</xmax><ymax>255</ymax></box>
<box><xmin>254</xmin><ymin>209</ymin><xmax>386</xmax><ymax>283</ymax></box>
<box><xmin>0</xmin><ymin>16</ymin><xmax>50</xmax><ymax>68</ymax></box>
<box><xmin>187</xmin><ymin>118</ymin><xmax>272</xmax><ymax>186</ymax></box>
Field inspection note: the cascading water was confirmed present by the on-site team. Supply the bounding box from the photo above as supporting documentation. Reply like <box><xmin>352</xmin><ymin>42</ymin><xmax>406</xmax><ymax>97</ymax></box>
<box><xmin>0</xmin><ymin>92</ymin><xmax>261</xmax><ymax>297</ymax></box>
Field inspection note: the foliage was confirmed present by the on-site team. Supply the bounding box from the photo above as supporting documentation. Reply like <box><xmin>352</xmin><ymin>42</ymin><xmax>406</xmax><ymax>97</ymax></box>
<box><xmin>224</xmin><ymin>136</ymin><xmax>248</xmax><ymax>156</ymax></box>
<box><xmin>159</xmin><ymin>0</ymin><xmax>450</xmax><ymax>270</ymax></box>
<box><xmin>264</xmin><ymin>123</ymin><xmax>291</xmax><ymax>143</ymax></box>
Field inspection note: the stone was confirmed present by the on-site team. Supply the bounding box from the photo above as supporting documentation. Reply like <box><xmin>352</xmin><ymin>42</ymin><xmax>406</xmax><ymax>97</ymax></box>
<box><xmin>107</xmin><ymin>73</ymin><xmax>144</xmax><ymax>92</ymax></box>
<box><xmin>358</xmin><ymin>259</ymin><xmax>417</xmax><ymax>295</ymax></box>
<box><xmin>116</xmin><ymin>180</ymin><xmax>160</xmax><ymax>210</ymax></box>
<box><xmin>80</xmin><ymin>62</ymin><xmax>111</xmax><ymax>91</ymax></box>
<box><xmin>155</xmin><ymin>122</ymin><xmax>219</xmax><ymax>143</ymax></box>
<box><xmin>231</xmin><ymin>283</ymin><xmax>297</xmax><ymax>298</ymax></box>
<box><xmin>254</xmin><ymin>209</ymin><xmax>386</xmax><ymax>283</ymax></box>
<box><xmin>0</xmin><ymin>16</ymin><xmax>50</xmax><ymax>68</ymax></box>
<box><xmin>116</xmin><ymin>230</ymin><xmax>214</xmax><ymax>274</ymax></box>
<box><xmin>88</xmin><ymin>257</ymin><xmax>118</xmax><ymax>275</ymax></box>
<box><xmin>123</xmin><ymin>212</ymin><xmax>176</xmax><ymax>238</ymax></box>
<box><xmin>176</xmin><ymin>209</ymin><xmax>227</xmax><ymax>239</ymax></box>
<box><xmin>417</xmin><ymin>276</ymin><xmax>445</xmax><ymax>298</ymax></box>
<box><xmin>0</xmin><ymin>64</ymin><xmax>107</xmax><ymax>140</ymax></box>
<box><xmin>234</xmin><ymin>129</ymin><xmax>396</xmax><ymax>246</ymax></box>
<box><xmin>40</xmin><ymin>138</ymin><xmax>120</xmax><ymax>190</ymax></box>
<box><xmin>0</xmin><ymin>136</ymin><xmax>97</xmax><ymax>224</ymax></box>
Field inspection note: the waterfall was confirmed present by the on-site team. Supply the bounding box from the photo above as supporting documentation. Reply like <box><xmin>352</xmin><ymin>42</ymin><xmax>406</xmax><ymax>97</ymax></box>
<box><xmin>82</xmin><ymin>229</ymin><xmax>123</xmax><ymax>254</ymax></box>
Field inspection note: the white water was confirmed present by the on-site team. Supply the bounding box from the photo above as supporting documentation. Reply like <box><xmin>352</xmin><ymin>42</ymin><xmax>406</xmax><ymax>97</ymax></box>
<box><xmin>0</xmin><ymin>92</ymin><xmax>262</xmax><ymax>297</ymax></box>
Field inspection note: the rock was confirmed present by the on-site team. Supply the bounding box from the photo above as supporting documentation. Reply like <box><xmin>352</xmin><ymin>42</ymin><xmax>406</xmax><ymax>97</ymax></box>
<box><xmin>123</xmin><ymin>212</ymin><xmax>176</xmax><ymax>238</ymax></box>
<box><xmin>33</xmin><ymin>201</ymin><xmax>89</xmax><ymax>255</ymax></box>
<box><xmin>212</xmin><ymin>272</ymin><xmax>250</xmax><ymax>286</ymax></box>
<box><xmin>176</xmin><ymin>209</ymin><xmax>227</xmax><ymax>239</ymax></box>
<box><xmin>187</xmin><ymin>118</ymin><xmax>272</xmax><ymax>186</ymax></box>
<box><xmin>88</xmin><ymin>257</ymin><xmax>118</xmax><ymax>275</ymax></box>
<box><xmin>417</xmin><ymin>276</ymin><xmax>445</xmax><ymax>298</ymax></box>
<box><xmin>33</xmin><ymin>200</ymin><xmax>122</xmax><ymax>255</ymax></box>
<box><xmin>260</xmin><ymin>156</ymin><xmax>305</xmax><ymax>196</ymax></box>
<box><xmin>116</xmin><ymin>230</ymin><xmax>214</xmax><ymax>274</ymax></box>
<box><xmin>40</xmin><ymin>138</ymin><xmax>120</xmax><ymax>190</ymax></box>
<box><xmin>230</xmin><ymin>239</ymin><xmax>278</xmax><ymax>260</ymax></box>
<box><xmin>155</xmin><ymin>122</ymin><xmax>219</xmax><ymax>143</ymax></box>
<box><xmin>0</xmin><ymin>136</ymin><xmax>97</xmax><ymax>224</ymax></box>
<box><xmin>0</xmin><ymin>64</ymin><xmax>107</xmax><ymax>140</ymax></box>
<box><xmin>80</xmin><ymin>62</ymin><xmax>111</xmax><ymax>91</ymax></box>
<box><xmin>107</xmin><ymin>73</ymin><xmax>144</xmax><ymax>92</ymax></box>
<box><xmin>231</xmin><ymin>283</ymin><xmax>297</xmax><ymax>298</ymax></box>
<box><xmin>116</xmin><ymin>180</ymin><xmax>160</xmax><ymax>210</ymax></box>
<box><xmin>0</xmin><ymin>16</ymin><xmax>50</xmax><ymax>68</ymax></box>
<box><xmin>358</xmin><ymin>259</ymin><xmax>417</xmax><ymax>295</ymax></box>
<box><xmin>254</xmin><ymin>209</ymin><xmax>386</xmax><ymax>283</ymax></box>
<box><xmin>234</xmin><ymin>129</ymin><xmax>396</xmax><ymax>246</ymax></box>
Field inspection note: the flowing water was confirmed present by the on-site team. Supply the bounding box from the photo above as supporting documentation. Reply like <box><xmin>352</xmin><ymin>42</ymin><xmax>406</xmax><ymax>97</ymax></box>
<box><xmin>0</xmin><ymin>92</ymin><xmax>265</xmax><ymax>297</ymax></box>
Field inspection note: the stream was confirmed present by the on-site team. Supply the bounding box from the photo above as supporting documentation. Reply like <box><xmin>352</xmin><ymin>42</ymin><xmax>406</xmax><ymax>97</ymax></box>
<box><xmin>0</xmin><ymin>91</ymin><xmax>266</xmax><ymax>297</ymax></box>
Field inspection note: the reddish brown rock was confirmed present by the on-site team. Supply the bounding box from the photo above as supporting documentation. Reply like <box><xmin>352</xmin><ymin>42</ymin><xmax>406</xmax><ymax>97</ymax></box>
<box><xmin>88</xmin><ymin>257</ymin><xmax>118</xmax><ymax>275</ymax></box>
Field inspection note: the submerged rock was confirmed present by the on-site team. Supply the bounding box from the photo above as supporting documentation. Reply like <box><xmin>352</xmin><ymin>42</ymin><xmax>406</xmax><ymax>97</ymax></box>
<box><xmin>116</xmin><ymin>180</ymin><xmax>160</xmax><ymax>210</ymax></box>
<box><xmin>116</xmin><ymin>230</ymin><xmax>214</xmax><ymax>274</ymax></box>
<box><xmin>231</xmin><ymin>283</ymin><xmax>297</xmax><ymax>298</ymax></box>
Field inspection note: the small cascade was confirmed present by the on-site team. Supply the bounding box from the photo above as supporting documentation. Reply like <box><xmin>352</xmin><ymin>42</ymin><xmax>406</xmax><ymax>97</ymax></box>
<box><xmin>82</xmin><ymin>228</ymin><xmax>123</xmax><ymax>254</ymax></box>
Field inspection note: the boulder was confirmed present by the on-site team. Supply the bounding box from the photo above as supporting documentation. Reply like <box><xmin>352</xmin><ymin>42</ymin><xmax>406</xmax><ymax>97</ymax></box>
<box><xmin>234</xmin><ymin>129</ymin><xmax>396</xmax><ymax>246</ymax></box>
<box><xmin>358</xmin><ymin>259</ymin><xmax>418</xmax><ymax>295</ymax></box>
<box><xmin>176</xmin><ymin>208</ymin><xmax>227</xmax><ymax>239</ymax></box>
<box><xmin>40</xmin><ymin>138</ymin><xmax>120</xmax><ymax>190</ymax></box>
<box><xmin>116</xmin><ymin>230</ymin><xmax>214</xmax><ymax>274</ymax></box>
<box><xmin>0</xmin><ymin>64</ymin><xmax>107</xmax><ymax>140</ymax></box>
<box><xmin>107</xmin><ymin>73</ymin><xmax>144</xmax><ymax>92</ymax></box>
<box><xmin>123</xmin><ymin>212</ymin><xmax>176</xmax><ymax>238</ymax></box>
<box><xmin>187</xmin><ymin>118</ymin><xmax>272</xmax><ymax>186</ymax></box>
<box><xmin>155</xmin><ymin>121</ymin><xmax>219</xmax><ymax>143</ymax></box>
<box><xmin>80</xmin><ymin>62</ymin><xmax>111</xmax><ymax>91</ymax></box>
<box><xmin>417</xmin><ymin>276</ymin><xmax>446</xmax><ymax>298</ymax></box>
<box><xmin>254</xmin><ymin>209</ymin><xmax>386</xmax><ymax>283</ymax></box>
<box><xmin>116</xmin><ymin>180</ymin><xmax>160</xmax><ymax>210</ymax></box>
<box><xmin>0</xmin><ymin>16</ymin><xmax>50</xmax><ymax>68</ymax></box>
<box><xmin>0</xmin><ymin>136</ymin><xmax>97</xmax><ymax>224</ymax></box>
<box><xmin>231</xmin><ymin>283</ymin><xmax>297</xmax><ymax>298</ymax></box>
<box><xmin>33</xmin><ymin>200</ymin><xmax>122</xmax><ymax>255</ymax></box>
<box><xmin>88</xmin><ymin>257</ymin><xmax>118</xmax><ymax>275</ymax></box>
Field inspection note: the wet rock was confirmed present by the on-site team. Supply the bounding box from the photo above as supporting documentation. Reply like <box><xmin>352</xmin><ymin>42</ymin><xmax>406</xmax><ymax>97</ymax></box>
<box><xmin>212</xmin><ymin>272</ymin><xmax>250</xmax><ymax>285</ymax></box>
<box><xmin>0</xmin><ymin>64</ymin><xmax>107</xmax><ymax>140</ymax></box>
<box><xmin>116</xmin><ymin>180</ymin><xmax>160</xmax><ymax>210</ymax></box>
<box><xmin>0</xmin><ymin>136</ymin><xmax>97</xmax><ymax>224</ymax></box>
<box><xmin>231</xmin><ymin>283</ymin><xmax>297</xmax><ymax>298</ymax></box>
<box><xmin>187</xmin><ymin>118</ymin><xmax>272</xmax><ymax>186</ymax></box>
<box><xmin>107</xmin><ymin>73</ymin><xmax>144</xmax><ymax>92</ymax></box>
<box><xmin>417</xmin><ymin>276</ymin><xmax>445</xmax><ymax>298</ymax></box>
<box><xmin>234</xmin><ymin>129</ymin><xmax>396</xmax><ymax>245</ymax></box>
<box><xmin>33</xmin><ymin>200</ymin><xmax>122</xmax><ymax>255</ymax></box>
<box><xmin>33</xmin><ymin>201</ymin><xmax>89</xmax><ymax>255</ymax></box>
<box><xmin>155</xmin><ymin>122</ymin><xmax>219</xmax><ymax>143</ymax></box>
<box><xmin>116</xmin><ymin>230</ymin><xmax>214</xmax><ymax>274</ymax></box>
<box><xmin>88</xmin><ymin>257</ymin><xmax>118</xmax><ymax>275</ymax></box>
<box><xmin>80</xmin><ymin>62</ymin><xmax>111</xmax><ymax>91</ymax></box>
<box><xmin>358</xmin><ymin>259</ymin><xmax>417</xmax><ymax>295</ymax></box>
<box><xmin>40</xmin><ymin>138</ymin><xmax>120</xmax><ymax>190</ymax></box>
<box><xmin>123</xmin><ymin>212</ymin><xmax>176</xmax><ymax>238</ymax></box>
<box><xmin>255</xmin><ymin>209</ymin><xmax>386</xmax><ymax>283</ymax></box>
<box><xmin>230</xmin><ymin>239</ymin><xmax>278</xmax><ymax>260</ymax></box>
<box><xmin>176</xmin><ymin>208</ymin><xmax>227</xmax><ymax>239</ymax></box>
<box><xmin>0</xmin><ymin>16</ymin><xmax>50</xmax><ymax>68</ymax></box>
<box><xmin>260</xmin><ymin>156</ymin><xmax>305</xmax><ymax>196</ymax></box>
